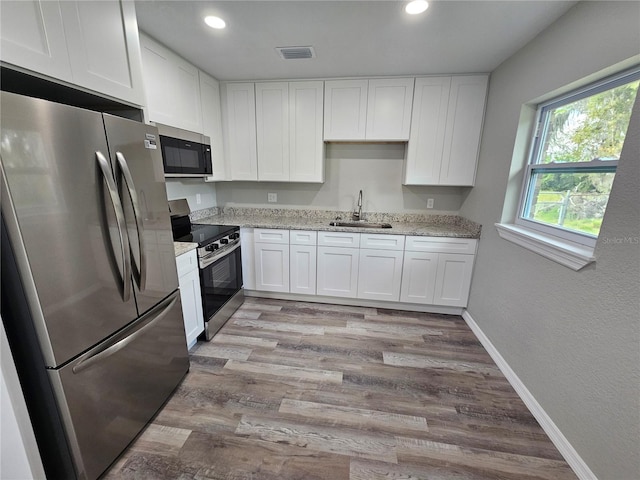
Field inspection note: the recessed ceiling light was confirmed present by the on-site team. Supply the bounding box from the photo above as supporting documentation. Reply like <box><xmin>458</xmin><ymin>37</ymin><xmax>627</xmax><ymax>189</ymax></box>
<box><xmin>204</xmin><ymin>16</ymin><xmax>226</xmax><ymax>29</ymax></box>
<box><xmin>405</xmin><ymin>0</ymin><xmax>429</xmax><ymax>15</ymax></box>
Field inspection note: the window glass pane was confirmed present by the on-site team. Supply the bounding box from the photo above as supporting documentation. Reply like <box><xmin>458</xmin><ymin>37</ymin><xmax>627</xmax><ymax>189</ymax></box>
<box><xmin>538</xmin><ymin>80</ymin><xmax>639</xmax><ymax>164</ymax></box>
<box><xmin>524</xmin><ymin>170</ymin><xmax>617</xmax><ymax>237</ymax></box>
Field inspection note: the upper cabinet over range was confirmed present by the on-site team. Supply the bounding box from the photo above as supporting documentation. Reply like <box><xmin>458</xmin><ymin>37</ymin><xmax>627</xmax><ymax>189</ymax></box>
<box><xmin>323</xmin><ymin>78</ymin><xmax>415</xmax><ymax>141</ymax></box>
<box><xmin>139</xmin><ymin>33</ymin><xmax>203</xmax><ymax>133</ymax></box>
<box><xmin>0</xmin><ymin>0</ymin><xmax>145</xmax><ymax>106</ymax></box>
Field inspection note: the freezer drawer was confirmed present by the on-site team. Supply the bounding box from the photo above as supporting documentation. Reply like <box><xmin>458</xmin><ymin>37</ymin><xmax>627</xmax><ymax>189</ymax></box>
<box><xmin>49</xmin><ymin>290</ymin><xmax>189</xmax><ymax>480</ymax></box>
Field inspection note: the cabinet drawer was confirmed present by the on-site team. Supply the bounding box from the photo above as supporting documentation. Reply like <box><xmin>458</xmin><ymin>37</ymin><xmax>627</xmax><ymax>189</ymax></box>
<box><xmin>318</xmin><ymin>231</ymin><xmax>360</xmax><ymax>247</ymax></box>
<box><xmin>405</xmin><ymin>236</ymin><xmax>477</xmax><ymax>254</ymax></box>
<box><xmin>254</xmin><ymin>228</ymin><xmax>290</xmax><ymax>244</ymax></box>
<box><xmin>176</xmin><ymin>249</ymin><xmax>198</xmax><ymax>277</ymax></box>
<box><xmin>290</xmin><ymin>230</ymin><xmax>317</xmax><ymax>246</ymax></box>
<box><xmin>360</xmin><ymin>234</ymin><xmax>405</xmax><ymax>251</ymax></box>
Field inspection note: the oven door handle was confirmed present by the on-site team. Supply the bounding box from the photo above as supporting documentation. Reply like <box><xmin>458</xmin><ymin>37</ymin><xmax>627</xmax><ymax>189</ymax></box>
<box><xmin>200</xmin><ymin>241</ymin><xmax>241</xmax><ymax>269</ymax></box>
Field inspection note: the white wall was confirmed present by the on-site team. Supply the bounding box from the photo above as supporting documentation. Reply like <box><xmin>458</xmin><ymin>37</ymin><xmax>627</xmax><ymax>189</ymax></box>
<box><xmin>165</xmin><ymin>179</ymin><xmax>217</xmax><ymax>212</ymax></box>
<box><xmin>215</xmin><ymin>143</ymin><xmax>468</xmax><ymax>213</ymax></box>
<box><xmin>459</xmin><ymin>2</ymin><xmax>640</xmax><ymax>479</ymax></box>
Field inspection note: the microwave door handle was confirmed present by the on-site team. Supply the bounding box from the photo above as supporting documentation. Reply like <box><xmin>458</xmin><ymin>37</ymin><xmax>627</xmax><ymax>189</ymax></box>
<box><xmin>96</xmin><ymin>151</ymin><xmax>131</xmax><ymax>302</ymax></box>
<box><xmin>115</xmin><ymin>152</ymin><xmax>146</xmax><ymax>291</ymax></box>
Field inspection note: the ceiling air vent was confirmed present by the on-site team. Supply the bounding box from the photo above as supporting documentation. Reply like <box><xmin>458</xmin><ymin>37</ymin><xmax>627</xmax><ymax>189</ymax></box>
<box><xmin>276</xmin><ymin>46</ymin><xmax>315</xmax><ymax>60</ymax></box>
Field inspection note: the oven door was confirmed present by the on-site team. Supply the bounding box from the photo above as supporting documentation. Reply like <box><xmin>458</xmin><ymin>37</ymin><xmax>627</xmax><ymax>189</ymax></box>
<box><xmin>200</xmin><ymin>243</ymin><xmax>243</xmax><ymax>322</ymax></box>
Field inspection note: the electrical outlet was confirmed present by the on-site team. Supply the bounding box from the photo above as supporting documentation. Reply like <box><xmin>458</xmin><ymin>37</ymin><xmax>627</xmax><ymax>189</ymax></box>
<box><xmin>196</xmin><ymin>193</ymin><xmax>202</xmax><ymax>205</ymax></box>
<box><xmin>268</xmin><ymin>192</ymin><xmax>277</xmax><ymax>203</ymax></box>
<box><xmin>426</xmin><ymin>198</ymin><xmax>434</xmax><ymax>209</ymax></box>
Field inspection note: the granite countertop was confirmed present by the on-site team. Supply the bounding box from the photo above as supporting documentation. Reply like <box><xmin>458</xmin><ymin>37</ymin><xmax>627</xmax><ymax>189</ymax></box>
<box><xmin>174</xmin><ymin>241</ymin><xmax>198</xmax><ymax>257</ymax></box>
<box><xmin>192</xmin><ymin>207</ymin><xmax>482</xmax><ymax>239</ymax></box>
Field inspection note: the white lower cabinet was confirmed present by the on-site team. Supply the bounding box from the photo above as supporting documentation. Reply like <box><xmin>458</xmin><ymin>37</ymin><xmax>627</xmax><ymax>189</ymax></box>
<box><xmin>357</xmin><ymin>234</ymin><xmax>405</xmax><ymax>301</ymax></box>
<box><xmin>357</xmin><ymin>249</ymin><xmax>404</xmax><ymax>301</ymax></box>
<box><xmin>290</xmin><ymin>231</ymin><xmax>317</xmax><ymax>295</ymax></box>
<box><xmin>254</xmin><ymin>229</ymin><xmax>290</xmax><ymax>292</ymax></box>
<box><xmin>290</xmin><ymin>245</ymin><xmax>317</xmax><ymax>295</ymax></box>
<box><xmin>176</xmin><ymin>249</ymin><xmax>204</xmax><ymax>349</ymax></box>
<box><xmin>317</xmin><ymin>246</ymin><xmax>359</xmax><ymax>298</ymax></box>
<box><xmin>242</xmin><ymin>228</ymin><xmax>477</xmax><ymax>309</ymax></box>
<box><xmin>400</xmin><ymin>236</ymin><xmax>477</xmax><ymax>307</ymax></box>
<box><xmin>434</xmin><ymin>254</ymin><xmax>475</xmax><ymax>307</ymax></box>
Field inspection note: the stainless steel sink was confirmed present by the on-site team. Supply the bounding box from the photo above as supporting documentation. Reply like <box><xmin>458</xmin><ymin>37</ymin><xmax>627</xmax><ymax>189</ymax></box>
<box><xmin>329</xmin><ymin>221</ymin><xmax>392</xmax><ymax>229</ymax></box>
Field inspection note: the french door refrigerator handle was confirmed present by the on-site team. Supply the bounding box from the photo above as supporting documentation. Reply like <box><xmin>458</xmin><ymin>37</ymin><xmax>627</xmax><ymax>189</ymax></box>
<box><xmin>116</xmin><ymin>152</ymin><xmax>147</xmax><ymax>291</ymax></box>
<box><xmin>72</xmin><ymin>290</ymin><xmax>179</xmax><ymax>374</ymax></box>
<box><xmin>96</xmin><ymin>151</ymin><xmax>132</xmax><ymax>302</ymax></box>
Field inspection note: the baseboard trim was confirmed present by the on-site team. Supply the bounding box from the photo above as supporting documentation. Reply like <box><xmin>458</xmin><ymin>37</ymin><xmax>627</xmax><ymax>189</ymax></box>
<box><xmin>462</xmin><ymin>310</ymin><xmax>597</xmax><ymax>480</ymax></box>
<box><xmin>244</xmin><ymin>290</ymin><xmax>464</xmax><ymax>315</ymax></box>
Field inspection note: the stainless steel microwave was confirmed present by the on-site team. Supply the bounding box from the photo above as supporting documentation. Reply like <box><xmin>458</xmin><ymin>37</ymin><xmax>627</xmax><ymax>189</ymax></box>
<box><xmin>156</xmin><ymin>123</ymin><xmax>212</xmax><ymax>177</ymax></box>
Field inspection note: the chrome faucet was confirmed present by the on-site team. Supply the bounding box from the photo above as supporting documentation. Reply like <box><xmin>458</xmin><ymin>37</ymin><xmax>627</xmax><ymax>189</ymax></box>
<box><xmin>352</xmin><ymin>189</ymin><xmax>363</xmax><ymax>221</ymax></box>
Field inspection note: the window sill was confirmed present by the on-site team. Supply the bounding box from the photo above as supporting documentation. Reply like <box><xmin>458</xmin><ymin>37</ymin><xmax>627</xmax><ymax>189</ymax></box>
<box><xmin>494</xmin><ymin>223</ymin><xmax>595</xmax><ymax>271</ymax></box>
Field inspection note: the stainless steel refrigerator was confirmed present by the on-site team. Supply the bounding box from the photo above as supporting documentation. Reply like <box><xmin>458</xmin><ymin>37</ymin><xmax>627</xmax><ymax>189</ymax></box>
<box><xmin>0</xmin><ymin>91</ymin><xmax>190</xmax><ymax>479</ymax></box>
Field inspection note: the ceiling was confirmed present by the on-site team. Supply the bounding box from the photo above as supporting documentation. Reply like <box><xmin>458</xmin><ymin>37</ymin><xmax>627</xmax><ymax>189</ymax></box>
<box><xmin>134</xmin><ymin>0</ymin><xmax>578</xmax><ymax>81</ymax></box>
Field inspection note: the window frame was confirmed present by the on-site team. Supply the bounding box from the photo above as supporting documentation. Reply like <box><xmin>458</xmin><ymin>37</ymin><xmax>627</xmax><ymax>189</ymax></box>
<box><xmin>515</xmin><ymin>67</ymin><xmax>640</xmax><ymax>248</ymax></box>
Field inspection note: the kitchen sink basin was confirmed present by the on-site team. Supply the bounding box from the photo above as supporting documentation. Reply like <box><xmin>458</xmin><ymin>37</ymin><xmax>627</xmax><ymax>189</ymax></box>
<box><xmin>329</xmin><ymin>221</ymin><xmax>392</xmax><ymax>228</ymax></box>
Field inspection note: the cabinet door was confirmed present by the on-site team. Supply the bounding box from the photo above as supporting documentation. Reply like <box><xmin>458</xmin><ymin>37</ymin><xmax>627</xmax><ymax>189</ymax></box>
<box><xmin>256</xmin><ymin>82</ymin><xmax>290</xmax><ymax>181</ymax></box>
<box><xmin>223</xmin><ymin>83</ymin><xmax>258</xmax><ymax>180</ymax></box>
<box><xmin>400</xmin><ymin>251</ymin><xmax>438</xmax><ymax>304</ymax></box>
<box><xmin>290</xmin><ymin>81</ymin><xmax>325</xmax><ymax>182</ymax></box>
<box><xmin>60</xmin><ymin>0</ymin><xmax>144</xmax><ymax>106</ymax></box>
<box><xmin>366</xmin><ymin>78</ymin><xmax>414</xmax><ymax>141</ymax></box>
<box><xmin>316</xmin><ymin>247</ymin><xmax>359</xmax><ymax>298</ymax></box>
<box><xmin>357</xmin><ymin>249</ymin><xmax>403</xmax><ymax>301</ymax></box>
<box><xmin>290</xmin><ymin>245</ymin><xmax>317</xmax><ymax>295</ymax></box>
<box><xmin>177</xmin><ymin>251</ymin><xmax>204</xmax><ymax>348</ymax></box>
<box><xmin>404</xmin><ymin>77</ymin><xmax>451</xmax><ymax>185</ymax></box>
<box><xmin>139</xmin><ymin>33</ymin><xmax>202</xmax><ymax>132</ymax></box>
<box><xmin>433</xmin><ymin>254</ymin><xmax>475</xmax><ymax>307</ymax></box>
<box><xmin>323</xmin><ymin>79</ymin><xmax>368</xmax><ymax>141</ymax></box>
<box><xmin>200</xmin><ymin>71</ymin><xmax>226</xmax><ymax>181</ymax></box>
<box><xmin>254</xmin><ymin>243</ymin><xmax>290</xmax><ymax>292</ymax></box>
<box><xmin>0</xmin><ymin>0</ymin><xmax>71</xmax><ymax>81</ymax></box>
<box><xmin>439</xmin><ymin>75</ymin><xmax>488</xmax><ymax>186</ymax></box>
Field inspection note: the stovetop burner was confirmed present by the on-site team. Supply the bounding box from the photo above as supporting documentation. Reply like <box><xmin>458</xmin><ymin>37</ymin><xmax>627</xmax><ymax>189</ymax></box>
<box><xmin>173</xmin><ymin>223</ymin><xmax>238</xmax><ymax>246</ymax></box>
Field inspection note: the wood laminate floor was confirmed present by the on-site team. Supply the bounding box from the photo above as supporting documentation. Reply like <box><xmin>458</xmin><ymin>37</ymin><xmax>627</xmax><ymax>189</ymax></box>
<box><xmin>104</xmin><ymin>298</ymin><xmax>577</xmax><ymax>480</ymax></box>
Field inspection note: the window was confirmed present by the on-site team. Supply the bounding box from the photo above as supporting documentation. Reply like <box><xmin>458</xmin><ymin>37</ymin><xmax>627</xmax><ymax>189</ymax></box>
<box><xmin>516</xmin><ymin>69</ymin><xmax>639</xmax><ymax>248</ymax></box>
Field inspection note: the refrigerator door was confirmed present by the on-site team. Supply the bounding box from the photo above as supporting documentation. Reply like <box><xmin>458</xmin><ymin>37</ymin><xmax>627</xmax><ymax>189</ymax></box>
<box><xmin>49</xmin><ymin>290</ymin><xmax>189</xmax><ymax>480</ymax></box>
<box><xmin>0</xmin><ymin>92</ymin><xmax>138</xmax><ymax>367</ymax></box>
<box><xmin>102</xmin><ymin>115</ymin><xmax>179</xmax><ymax>316</ymax></box>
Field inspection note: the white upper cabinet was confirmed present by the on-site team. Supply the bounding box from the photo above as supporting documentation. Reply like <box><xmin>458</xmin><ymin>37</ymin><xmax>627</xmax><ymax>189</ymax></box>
<box><xmin>0</xmin><ymin>1</ymin><xmax>71</xmax><ymax>81</ymax></box>
<box><xmin>60</xmin><ymin>1</ymin><xmax>144</xmax><ymax>106</ymax></box>
<box><xmin>404</xmin><ymin>75</ymin><xmax>488</xmax><ymax>186</ymax></box>
<box><xmin>226</xmin><ymin>80</ymin><xmax>324</xmax><ymax>182</ymax></box>
<box><xmin>256</xmin><ymin>82</ymin><xmax>290</xmax><ymax>181</ymax></box>
<box><xmin>324</xmin><ymin>79</ymin><xmax>368</xmax><ymax>141</ymax></box>
<box><xmin>324</xmin><ymin>78</ymin><xmax>414</xmax><ymax>141</ymax></box>
<box><xmin>365</xmin><ymin>78</ymin><xmax>415</xmax><ymax>141</ymax></box>
<box><xmin>0</xmin><ymin>0</ymin><xmax>144</xmax><ymax>106</ymax></box>
<box><xmin>200</xmin><ymin>71</ymin><xmax>226</xmax><ymax>181</ymax></box>
<box><xmin>289</xmin><ymin>81</ymin><xmax>325</xmax><ymax>183</ymax></box>
<box><xmin>222</xmin><ymin>82</ymin><xmax>258</xmax><ymax>180</ymax></box>
<box><xmin>139</xmin><ymin>32</ymin><xmax>202</xmax><ymax>132</ymax></box>
<box><xmin>439</xmin><ymin>75</ymin><xmax>489</xmax><ymax>185</ymax></box>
